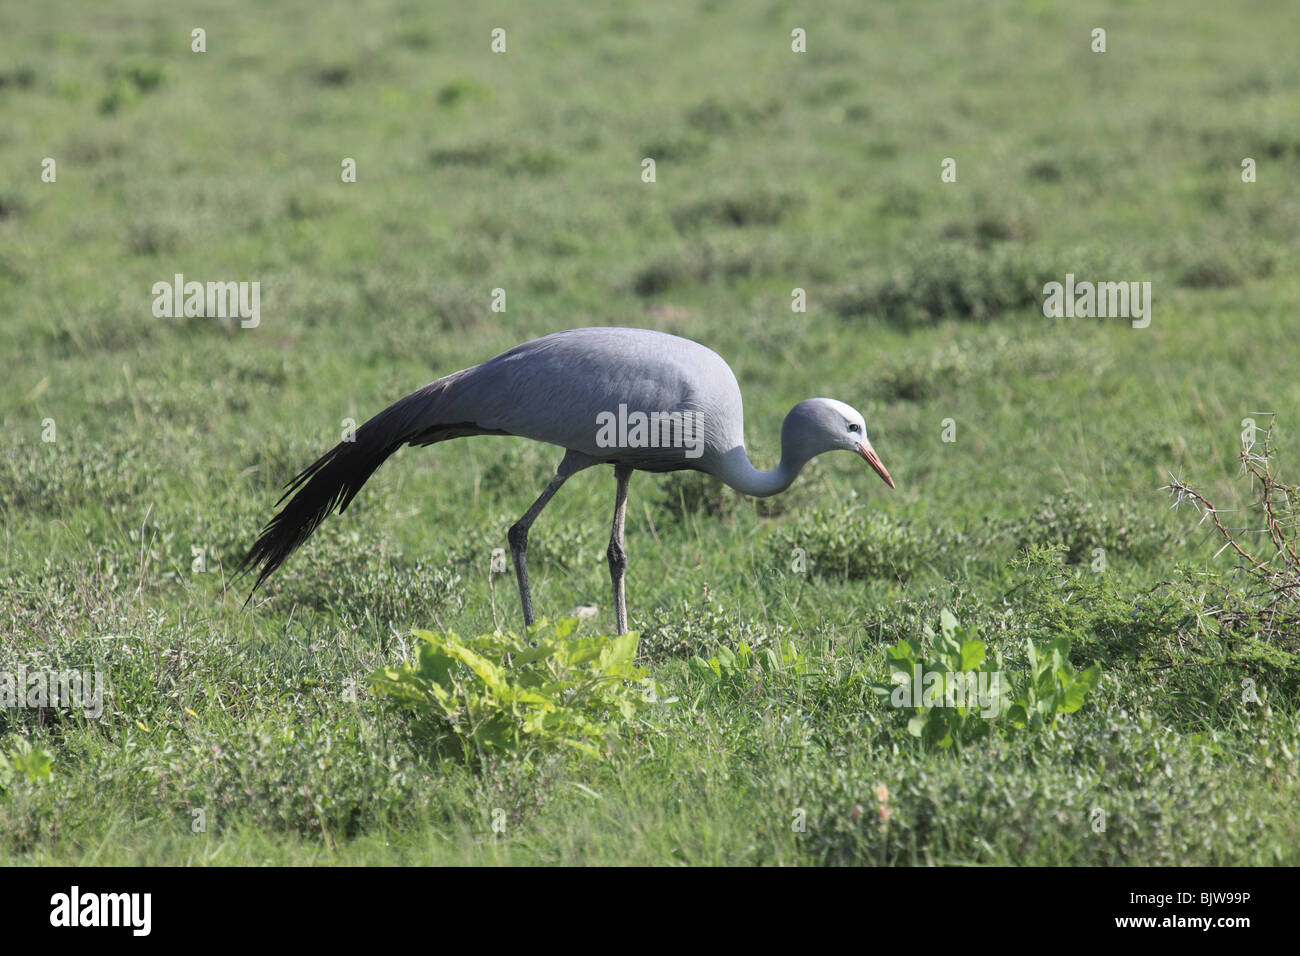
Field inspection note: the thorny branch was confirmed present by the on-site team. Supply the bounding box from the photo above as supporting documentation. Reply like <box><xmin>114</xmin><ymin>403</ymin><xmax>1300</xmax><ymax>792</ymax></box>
<box><xmin>1163</xmin><ymin>413</ymin><xmax>1300</xmax><ymax>638</ymax></box>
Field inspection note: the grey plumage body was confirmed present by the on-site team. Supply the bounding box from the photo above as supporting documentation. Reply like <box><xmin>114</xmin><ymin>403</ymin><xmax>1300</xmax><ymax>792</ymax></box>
<box><xmin>238</xmin><ymin>327</ymin><xmax>894</xmax><ymax>633</ymax></box>
<box><xmin>402</xmin><ymin>328</ymin><xmax>740</xmax><ymax>471</ymax></box>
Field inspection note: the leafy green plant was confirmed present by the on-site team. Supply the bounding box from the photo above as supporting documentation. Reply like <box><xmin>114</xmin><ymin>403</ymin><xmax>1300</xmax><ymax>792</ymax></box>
<box><xmin>870</xmin><ymin>610</ymin><xmax>1008</xmax><ymax>750</ymax></box>
<box><xmin>369</xmin><ymin>618</ymin><xmax>663</xmax><ymax>761</ymax></box>
<box><xmin>870</xmin><ymin>609</ymin><xmax>1102</xmax><ymax>749</ymax></box>
<box><xmin>689</xmin><ymin>637</ymin><xmax>808</xmax><ymax>687</ymax></box>
<box><xmin>1</xmin><ymin>737</ymin><xmax>54</xmax><ymax>789</ymax></box>
<box><xmin>99</xmin><ymin>59</ymin><xmax>166</xmax><ymax>114</ymax></box>
<box><xmin>1006</xmin><ymin>637</ymin><xmax>1103</xmax><ymax>731</ymax></box>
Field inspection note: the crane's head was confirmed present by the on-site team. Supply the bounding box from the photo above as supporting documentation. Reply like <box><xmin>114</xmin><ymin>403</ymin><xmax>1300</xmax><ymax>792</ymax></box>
<box><xmin>783</xmin><ymin>398</ymin><xmax>895</xmax><ymax>489</ymax></box>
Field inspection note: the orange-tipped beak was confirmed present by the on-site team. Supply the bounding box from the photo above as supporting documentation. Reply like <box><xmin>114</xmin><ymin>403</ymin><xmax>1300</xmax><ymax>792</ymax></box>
<box><xmin>857</xmin><ymin>443</ymin><xmax>895</xmax><ymax>489</ymax></box>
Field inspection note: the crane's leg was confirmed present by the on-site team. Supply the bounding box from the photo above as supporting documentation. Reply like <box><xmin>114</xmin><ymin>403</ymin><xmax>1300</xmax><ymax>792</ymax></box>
<box><xmin>607</xmin><ymin>464</ymin><xmax>632</xmax><ymax>635</ymax></box>
<box><xmin>508</xmin><ymin>474</ymin><xmax>567</xmax><ymax>629</ymax></box>
<box><xmin>508</xmin><ymin>451</ymin><xmax>595</xmax><ymax>629</ymax></box>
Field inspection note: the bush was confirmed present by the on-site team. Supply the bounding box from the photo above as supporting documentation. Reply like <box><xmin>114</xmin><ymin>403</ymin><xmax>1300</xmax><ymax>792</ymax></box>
<box><xmin>830</xmin><ymin>242</ymin><xmax>1050</xmax><ymax>323</ymax></box>
<box><xmin>1008</xmin><ymin>490</ymin><xmax>1162</xmax><ymax>564</ymax></box>
<box><xmin>637</xmin><ymin>593</ymin><xmax>794</xmax><ymax>661</ymax></box>
<box><xmin>771</xmin><ymin>507</ymin><xmax>934</xmax><ymax>582</ymax></box>
<box><xmin>830</xmin><ymin>242</ymin><xmax>1123</xmax><ymax>325</ymax></box>
<box><xmin>653</xmin><ymin>472</ymin><xmax>737</xmax><ymax>524</ymax></box>
<box><xmin>670</xmin><ymin>190</ymin><xmax>799</xmax><ymax>231</ymax></box>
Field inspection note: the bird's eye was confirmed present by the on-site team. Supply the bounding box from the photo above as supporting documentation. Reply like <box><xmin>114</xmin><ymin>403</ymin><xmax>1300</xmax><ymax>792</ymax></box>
<box><xmin>848</xmin><ymin>423</ymin><xmax>861</xmax><ymax>433</ymax></box>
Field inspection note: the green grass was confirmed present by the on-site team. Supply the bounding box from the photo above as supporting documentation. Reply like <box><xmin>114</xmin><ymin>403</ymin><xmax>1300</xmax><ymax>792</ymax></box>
<box><xmin>1</xmin><ymin>0</ymin><xmax>1298</xmax><ymax>864</ymax></box>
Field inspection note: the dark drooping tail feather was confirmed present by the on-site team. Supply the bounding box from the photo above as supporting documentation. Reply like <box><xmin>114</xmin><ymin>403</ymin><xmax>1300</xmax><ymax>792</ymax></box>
<box><xmin>236</xmin><ymin>372</ymin><xmax>498</xmax><ymax>597</ymax></box>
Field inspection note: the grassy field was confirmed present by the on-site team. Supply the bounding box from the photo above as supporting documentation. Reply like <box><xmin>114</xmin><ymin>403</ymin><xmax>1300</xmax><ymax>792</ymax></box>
<box><xmin>2</xmin><ymin>0</ymin><xmax>1299</xmax><ymax>864</ymax></box>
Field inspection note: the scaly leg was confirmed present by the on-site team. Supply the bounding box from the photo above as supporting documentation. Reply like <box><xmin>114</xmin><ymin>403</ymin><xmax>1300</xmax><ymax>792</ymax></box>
<box><xmin>606</xmin><ymin>464</ymin><xmax>632</xmax><ymax>635</ymax></box>
<box><xmin>508</xmin><ymin>451</ymin><xmax>593</xmax><ymax>628</ymax></box>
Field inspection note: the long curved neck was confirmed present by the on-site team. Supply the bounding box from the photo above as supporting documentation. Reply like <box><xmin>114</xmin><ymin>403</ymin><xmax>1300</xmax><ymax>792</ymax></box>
<box><xmin>712</xmin><ymin>444</ymin><xmax>806</xmax><ymax>498</ymax></box>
